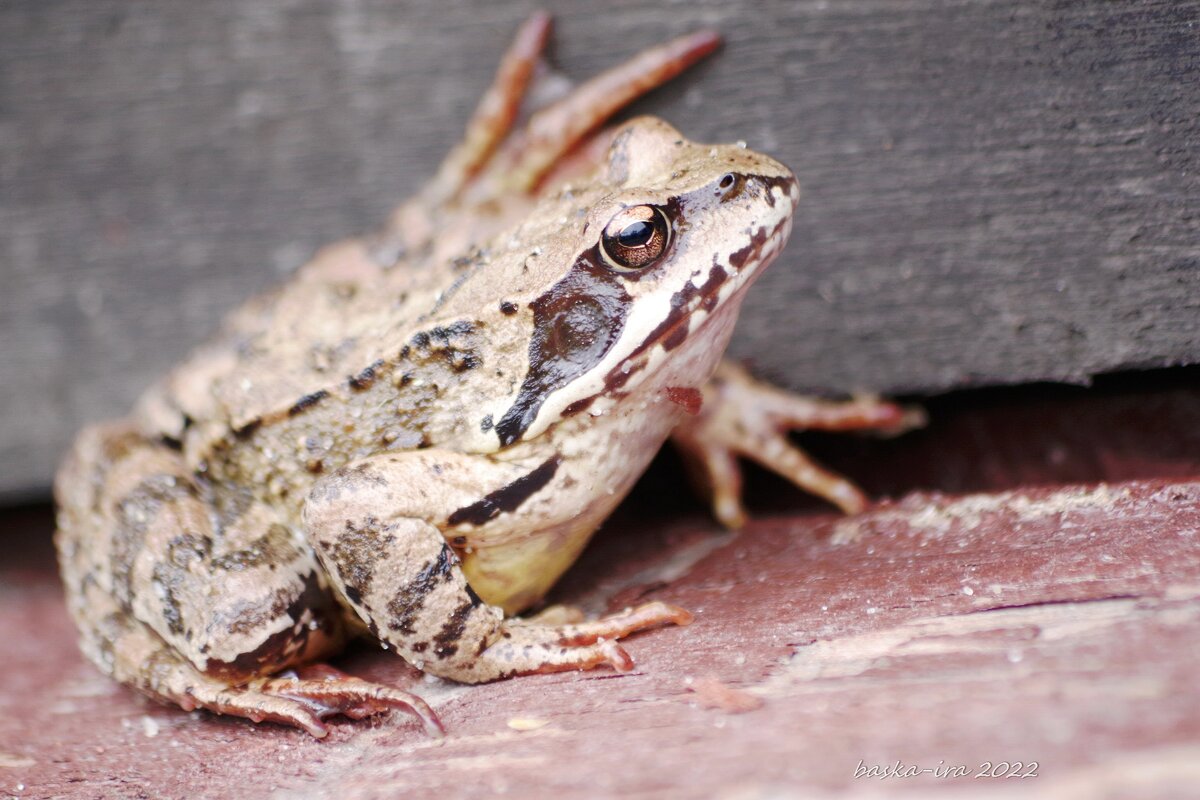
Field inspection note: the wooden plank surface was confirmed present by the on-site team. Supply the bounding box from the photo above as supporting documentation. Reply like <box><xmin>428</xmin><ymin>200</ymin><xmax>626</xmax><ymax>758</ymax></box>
<box><xmin>2</xmin><ymin>0</ymin><xmax>1199</xmax><ymax>497</ymax></box>
<box><xmin>5</xmin><ymin>481</ymin><xmax>1200</xmax><ymax>798</ymax></box>
<box><xmin>4</xmin><ymin>369</ymin><xmax>1199</xmax><ymax>798</ymax></box>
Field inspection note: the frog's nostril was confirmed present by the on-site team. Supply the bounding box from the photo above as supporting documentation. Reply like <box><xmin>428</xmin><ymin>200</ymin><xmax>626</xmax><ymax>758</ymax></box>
<box><xmin>716</xmin><ymin>172</ymin><xmax>745</xmax><ymax>201</ymax></box>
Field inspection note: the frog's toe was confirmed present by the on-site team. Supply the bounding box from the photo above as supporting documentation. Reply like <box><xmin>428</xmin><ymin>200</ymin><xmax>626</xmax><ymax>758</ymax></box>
<box><xmin>540</xmin><ymin>601</ymin><xmax>694</xmax><ymax>645</ymax></box>
<box><xmin>180</xmin><ymin>681</ymin><xmax>332</xmax><ymax>739</ymax></box>
<box><xmin>479</xmin><ymin>635</ymin><xmax>634</xmax><ymax>677</ymax></box>
<box><xmin>677</xmin><ymin>440</ymin><xmax>748</xmax><ymax>529</ymax></box>
<box><xmin>744</xmin><ymin>436</ymin><xmax>871</xmax><ymax>516</ymax></box>
<box><xmin>254</xmin><ymin>664</ymin><xmax>445</xmax><ymax>738</ymax></box>
<box><xmin>427</xmin><ymin>12</ymin><xmax>720</xmax><ymax>203</ymax></box>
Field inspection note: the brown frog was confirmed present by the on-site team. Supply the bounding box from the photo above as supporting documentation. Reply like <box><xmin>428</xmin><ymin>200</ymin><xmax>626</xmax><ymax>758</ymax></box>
<box><xmin>54</xmin><ymin>13</ymin><xmax>914</xmax><ymax>738</ymax></box>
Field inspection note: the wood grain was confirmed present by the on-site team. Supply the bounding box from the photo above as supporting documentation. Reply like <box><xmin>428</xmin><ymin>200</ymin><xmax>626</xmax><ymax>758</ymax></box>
<box><xmin>2</xmin><ymin>0</ymin><xmax>1198</xmax><ymax>497</ymax></box>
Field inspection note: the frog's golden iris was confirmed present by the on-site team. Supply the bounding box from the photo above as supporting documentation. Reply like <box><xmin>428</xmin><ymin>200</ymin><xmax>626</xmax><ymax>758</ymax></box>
<box><xmin>599</xmin><ymin>204</ymin><xmax>672</xmax><ymax>271</ymax></box>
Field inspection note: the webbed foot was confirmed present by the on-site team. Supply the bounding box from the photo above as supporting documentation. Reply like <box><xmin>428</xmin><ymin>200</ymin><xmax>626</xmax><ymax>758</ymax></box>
<box><xmin>175</xmin><ymin>663</ymin><xmax>443</xmax><ymax>739</ymax></box>
<box><xmin>387</xmin><ymin>13</ymin><xmax>720</xmax><ymax>261</ymax></box>
<box><xmin>251</xmin><ymin>664</ymin><xmax>444</xmax><ymax>737</ymax></box>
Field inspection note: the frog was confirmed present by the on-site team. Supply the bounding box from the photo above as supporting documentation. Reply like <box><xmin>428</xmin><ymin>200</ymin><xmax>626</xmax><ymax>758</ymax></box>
<box><xmin>54</xmin><ymin>13</ymin><xmax>915</xmax><ymax>739</ymax></box>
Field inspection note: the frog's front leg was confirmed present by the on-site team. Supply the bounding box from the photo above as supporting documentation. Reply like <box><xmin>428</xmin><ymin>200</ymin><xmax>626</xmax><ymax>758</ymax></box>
<box><xmin>304</xmin><ymin>451</ymin><xmax>690</xmax><ymax>683</ymax></box>
<box><xmin>672</xmin><ymin>361</ymin><xmax>925</xmax><ymax>527</ymax></box>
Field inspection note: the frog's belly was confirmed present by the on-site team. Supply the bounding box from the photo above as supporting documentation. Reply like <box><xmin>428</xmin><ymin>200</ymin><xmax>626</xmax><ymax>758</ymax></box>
<box><xmin>460</xmin><ymin>489</ymin><xmax>629</xmax><ymax>615</ymax></box>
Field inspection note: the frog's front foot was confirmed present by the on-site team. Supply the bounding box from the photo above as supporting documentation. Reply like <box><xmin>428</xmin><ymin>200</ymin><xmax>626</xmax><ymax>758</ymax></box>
<box><xmin>484</xmin><ymin>601</ymin><xmax>693</xmax><ymax>678</ymax></box>
<box><xmin>673</xmin><ymin>361</ymin><xmax>924</xmax><ymax>526</ymax></box>
<box><xmin>304</xmin><ymin>453</ymin><xmax>694</xmax><ymax>685</ymax></box>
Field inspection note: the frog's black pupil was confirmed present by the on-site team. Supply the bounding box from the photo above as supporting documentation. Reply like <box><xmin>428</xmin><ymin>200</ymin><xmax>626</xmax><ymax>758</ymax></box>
<box><xmin>617</xmin><ymin>221</ymin><xmax>654</xmax><ymax>248</ymax></box>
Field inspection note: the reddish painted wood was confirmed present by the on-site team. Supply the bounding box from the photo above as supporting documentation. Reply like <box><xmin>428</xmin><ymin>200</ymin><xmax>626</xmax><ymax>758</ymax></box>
<box><xmin>4</xmin><ymin>472</ymin><xmax>1199</xmax><ymax>798</ymax></box>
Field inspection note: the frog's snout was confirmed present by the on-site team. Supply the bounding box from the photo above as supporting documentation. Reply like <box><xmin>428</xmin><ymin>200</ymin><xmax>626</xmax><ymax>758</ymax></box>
<box><xmin>754</xmin><ymin>172</ymin><xmax>799</xmax><ymax>208</ymax></box>
<box><xmin>713</xmin><ymin>166</ymin><xmax>799</xmax><ymax>214</ymax></box>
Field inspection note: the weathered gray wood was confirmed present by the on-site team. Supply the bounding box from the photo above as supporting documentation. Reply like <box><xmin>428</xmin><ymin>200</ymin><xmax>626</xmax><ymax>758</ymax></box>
<box><xmin>2</xmin><ymin>0</ymin><xmax>1198</xmax><ymax>498</ymax></box>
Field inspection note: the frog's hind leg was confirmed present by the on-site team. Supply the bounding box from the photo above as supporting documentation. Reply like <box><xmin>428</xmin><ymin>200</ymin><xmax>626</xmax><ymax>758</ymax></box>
<box><xmin>54</xmin><ymin>421</ymin><xmax>442</xmax><ymax>737</ymax></box>
<box><xmin>304</xmin><ymin>451</ymin><xmax>691</xmax><ymax>684</ymax></box>
<box><xmin>63</xmin><ymin>591</ymin><xmax>386</xmax><ymax>739</ymax></box>
<box><xmin>672</xmin><ymin>361</ymin><xmax>926</xmax><ymax>526</ymax></box>
<box><xmin>58</xmin><ymin>597</ymin><xmax>440</xmax><ymax>738</ymax></box>
<box><xmin>388</xmin><ymin>14</ymin><xmax>719</xmax><ymax>262</ymax></box>
<box><xmin>422</xmin><ymin>11</ymin><xmax>552</xmax><ymax>203</ymax></box>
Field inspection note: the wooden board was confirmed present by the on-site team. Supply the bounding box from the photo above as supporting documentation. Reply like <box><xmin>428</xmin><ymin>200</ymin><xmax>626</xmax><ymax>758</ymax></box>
<box><xmin>5</xmin><ymin>482</ymin><xmax>1200</xmax><ymax>798</ymax></box>
<box><xmin>4</xmin><ymin>363</ymin><xmax>1199</xmax><ymax>798</ymax></box>
<box><xmin>9</xmin><ymin>357</ymin><xmax>1200</xmax><ymax>800</ymax></box>
<box><xmin>2</xmin><ymin>0</ymin><xmax>1198</xmax><ymax>497</ymax></box>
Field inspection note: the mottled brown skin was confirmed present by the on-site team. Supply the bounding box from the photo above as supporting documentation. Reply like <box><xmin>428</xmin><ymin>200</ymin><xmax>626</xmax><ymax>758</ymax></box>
<box><xmin>55</xmin><ymin>14</ymin><xmax>913</xmax><ymax>738</ymax></box>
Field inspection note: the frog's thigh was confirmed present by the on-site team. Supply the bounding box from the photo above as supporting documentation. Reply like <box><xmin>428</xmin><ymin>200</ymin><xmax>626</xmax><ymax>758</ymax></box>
<box><xmin>303</xmin><ymin>451</ymin><xmax>688</xmax><ymax>683</ymax></box>
<box><xmin>56</xmin><ymin>423</ymin><xmax>344</xmax><ymax>683</ymax></box>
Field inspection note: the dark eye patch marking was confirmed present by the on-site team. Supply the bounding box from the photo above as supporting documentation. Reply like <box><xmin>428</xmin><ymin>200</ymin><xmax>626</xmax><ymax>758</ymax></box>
<box><xmin>493</xmin><ymin>251</ymin><xmax>632</xmax><ymax>447</ymax></box>
<box><xmin>447</xmin><ymin>455</ymin><xmax>561</xmax><ymax>527</ymax></box>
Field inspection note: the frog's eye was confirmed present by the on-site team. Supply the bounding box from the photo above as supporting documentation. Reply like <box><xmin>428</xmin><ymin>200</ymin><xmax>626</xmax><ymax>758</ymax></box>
<box><xmin>599</xmin><ymin>205</ymin><xmax>671</xmax><ymax>272</ymax></box>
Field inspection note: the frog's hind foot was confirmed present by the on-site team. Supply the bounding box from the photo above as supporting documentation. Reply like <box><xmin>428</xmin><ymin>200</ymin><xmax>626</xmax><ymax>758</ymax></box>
<box><xmin>421</xmin><ymin>12</ymin><xmax>720</xmax><ymax>204</ymax></box>
<box><xmin>251</xmin><ymin>664</ymin><xmax>444</xmax><ymax>737</ymax></box>
<box><xmin>177</xmin><ymin>677</ymin><xmax>333</xmax><ymax>739</ymax></box>
<box><xmin>673</xmin><ymin>361</ymin><xmax>925</xmax><ymax>526</ymax></box>
<box><xmin>174</xmin><ymin>665</ymin><xmax>443</xmax><ymax>739</ymax></box>
<box><xmin>50</xmin><ymin>586</ymin><xmax>443</xmax><ymax>739</ymax></box>
<box><xmin>477</xmin><ymin>601</ymin><xmax>693</xmax><ymax>680</ymax></box>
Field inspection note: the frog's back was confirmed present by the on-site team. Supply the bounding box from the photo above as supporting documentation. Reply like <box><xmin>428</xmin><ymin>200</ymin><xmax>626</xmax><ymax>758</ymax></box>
<box><xmin>134</xmin><ymin>236</ymin><xmax>464</xmax><ymax>469</ymax></box>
